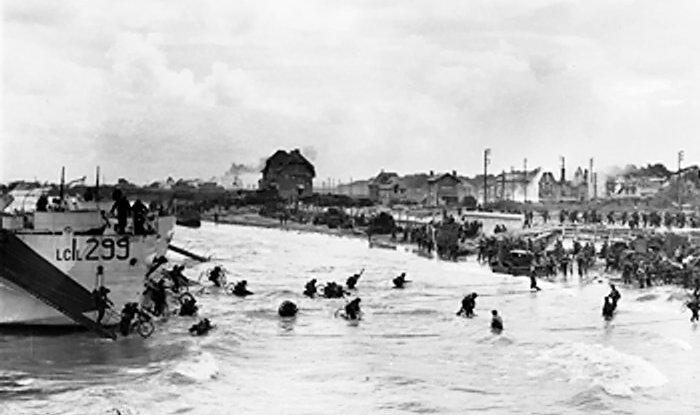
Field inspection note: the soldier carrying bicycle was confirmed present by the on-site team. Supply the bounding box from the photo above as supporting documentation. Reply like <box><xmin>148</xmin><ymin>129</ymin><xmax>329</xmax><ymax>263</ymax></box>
<box><xmin>118</xmin><ymin>302</ymin><xmax>155</xmax><ymax>338</ymax></box>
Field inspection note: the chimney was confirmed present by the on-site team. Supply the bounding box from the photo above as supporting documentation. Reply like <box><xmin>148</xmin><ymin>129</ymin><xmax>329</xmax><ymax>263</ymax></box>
<box><xmin>452</xmin><ymin>170</ymin><xmax>457</xmax><ymax>177</ymax></box>
<box><xmin>429</xmin><ymin>170</ymin><xmax>434</xmax><ymax>177</ymax></box>
<box><xmin>560</xmin><ymin>156</ymin><xmax>566</xmax><ymax>183</ymax></box>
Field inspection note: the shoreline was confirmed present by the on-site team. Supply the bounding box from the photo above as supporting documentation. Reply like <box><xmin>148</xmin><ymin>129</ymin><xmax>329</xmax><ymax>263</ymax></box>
<box><xmin>198</xmin><ymin>212</ymin><xmax>700</xmax><ymax>292</ymax></box>
<box><xmin>195</xmin><ymin>213</ymin><xmax>695</xmax><ymax>299</ymax></box>
<box><xmin>202</xmin><ymin>212</ymin><xmax>378</xmax><ymax>241</ymax></box>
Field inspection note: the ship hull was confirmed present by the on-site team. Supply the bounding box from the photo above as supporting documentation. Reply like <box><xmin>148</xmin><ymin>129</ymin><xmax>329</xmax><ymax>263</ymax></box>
<box><xmin>0</xmin><ymin>217</ymin><xmax>175</xmax><ymax>326</ymax></box>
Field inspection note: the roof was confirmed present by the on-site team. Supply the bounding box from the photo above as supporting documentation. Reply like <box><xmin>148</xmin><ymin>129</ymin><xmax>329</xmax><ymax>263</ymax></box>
<box><xmin>262</xmin><ymin>149</ymin><xmax>316</xmax><ymax>177</ymax></box>
<box><xmin>428</xmin><ymin>173</ymin><xmax>460</xmax><ymax>184</ymax></box>
<box><xmin>498</xmin><ymin>167</ymin><xmax>542</xmax><ymax>182</ymax></box>
<box><xmin>400</xmin><ymin>174</ymin><xmax>430</xmax><ymax>189</ymax></box>
<box><xmin>539</xmin><ymin>171</ymin><xmax>557</xmax><ymax>182</ymax></box>
<box><xmin>370</xmin><ymin>171</ymin><xmax>399</xmax><ymax>185</ymax></box>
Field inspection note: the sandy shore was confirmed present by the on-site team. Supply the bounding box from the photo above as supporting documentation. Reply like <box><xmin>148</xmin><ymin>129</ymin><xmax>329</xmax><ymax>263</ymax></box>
<box><xmin>201</xmin><ymin>211</ymin><xmax>386</xmax><ymax>241</ymax></box>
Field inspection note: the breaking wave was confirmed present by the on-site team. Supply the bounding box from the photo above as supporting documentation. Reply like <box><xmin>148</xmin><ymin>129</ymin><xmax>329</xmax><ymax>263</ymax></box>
<box><xmin>168</xmin><ymin>351</ymin><xmax>219</xmax><ymax>383</ymax></box>
<box><xmin>537</xmin><ymin>342</ymin><xmax>668</xmax><ymax>397</ymax></box>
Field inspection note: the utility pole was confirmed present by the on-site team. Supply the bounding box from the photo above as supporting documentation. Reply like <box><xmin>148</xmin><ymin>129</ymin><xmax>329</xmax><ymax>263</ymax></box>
<box><xmin>510</xmin><ymin>166</ymin><xmax>515</xmax><ymax>201</ymax></box>
<box><xmin>59</xmin><ymin>166</ymin><xmax>65</xmax><ymax>201</ymax></box>
<box><xmin>593</xmin><ymin>172</ymin><xmax>598</xmax><ymax>199</ymax></box>
<box><xmin>588</xmin><ymin>157</ymin><xmax>594</xmax><ymax>201</ymax></box>
<box><xmin>678</xmin><ymin>150</ymin><xmax>684</xmax><ymax>208</ymax></box>
<box><xmin>483</xmin><ymin>149</ymin><xmax>491</xmax><ymax>206</ymax></box>
<box><xmin>501</xmin><ymin>170</ymin><xmax>506</xmax><ymax>200</ymax></box>
<box><xmin>523</xmin><ymin>158</ymin><xmax>528</xmax><ymax>203</ymax></box>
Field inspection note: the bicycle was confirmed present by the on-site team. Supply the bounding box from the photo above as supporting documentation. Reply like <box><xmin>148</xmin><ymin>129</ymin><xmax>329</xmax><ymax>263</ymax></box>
<box><xmin>132</xmin><ymin>310</ymin><xmax>155</xmax><ymax>338</ymax></box>
<box><xmin>116</xmin><ymin>304</ymin><xmax>156</xmax><ymax>338</ymax></box>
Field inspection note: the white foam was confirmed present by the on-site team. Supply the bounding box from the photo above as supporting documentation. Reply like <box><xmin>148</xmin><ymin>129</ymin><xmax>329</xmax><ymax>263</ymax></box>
<box><xmin>14</xmin><ymin>377</ymin><xmax>35</xmax><ymax>386</ymax></box>
<box><xmin>537</xmin><ymin>342</ymin><xmax>668</xmax><ymax>397</ymax></box>
<box><xmin>171</xmin><ymin>351</ymin><xmax>219</xmax><ymax>381</ymax></box>
<box><xmin>122</xmin><ymin>367</ymin><xmax>150</xmax><ymax>375</ymax></box>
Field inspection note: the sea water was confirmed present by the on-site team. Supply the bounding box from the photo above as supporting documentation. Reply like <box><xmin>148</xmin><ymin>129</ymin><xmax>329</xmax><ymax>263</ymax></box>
<box><xmin>1</xmin><ymin>222</ymin><xmax>699</xmax><ymax>414</ymax></box>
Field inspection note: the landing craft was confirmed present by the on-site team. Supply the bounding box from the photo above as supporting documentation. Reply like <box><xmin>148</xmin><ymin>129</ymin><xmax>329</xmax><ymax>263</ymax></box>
<box><xmin>0</xmin><ymin>185</ymin><xmax>175</xmax><ymax>334</ymax></box>
<box><xmin>174</xmin><ymin>202</ymin><xmax>201</xmax><ymax>228</ymax></box>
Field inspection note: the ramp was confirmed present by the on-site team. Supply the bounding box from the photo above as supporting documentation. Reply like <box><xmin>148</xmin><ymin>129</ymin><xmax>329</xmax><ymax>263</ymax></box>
<box><xmin>0</xmin><ymin>230</ymin><xmax>116</xmax><ymax>339</ymax></box>
<box><xmin>168</xmin><ymin>244</ymin><xmax>209</xmax><ymax>262</ymax></box>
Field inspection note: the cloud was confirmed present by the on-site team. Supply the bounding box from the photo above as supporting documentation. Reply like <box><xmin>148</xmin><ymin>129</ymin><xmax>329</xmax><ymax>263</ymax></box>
<box><xmin>2</xmin><ymin>0</ymin><xmax>700</xmax><ymax>184</ymax></box>
<box><xmin>105</xmin><ymin>33</ymin><xmax>255</xmax><ymax>107</ymax></box>
<box><xmin>3</xmin><ymin>0</ymin><xmax>74</xmax><ymax>26</ymax></box>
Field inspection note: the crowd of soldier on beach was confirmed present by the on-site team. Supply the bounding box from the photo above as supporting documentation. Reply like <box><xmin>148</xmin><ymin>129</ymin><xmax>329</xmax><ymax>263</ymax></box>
<box><xmin>478</xmin><ymin>236</ymin><xmax>597</xmax><ymax>279</ymax></box>
<box><xmin>525</xmin><ymin>208</ymin><xmax>699</xmax><ymax>229</ymax></box>
<box><xmin>477</xmin><ymin>232</ymin><xmax>700</xmax><ymax>322</ymax></box>
<box><xmin>400</xmin><ymin>215</ymin><xmax>484</xmax><ymax>256</ymax></box>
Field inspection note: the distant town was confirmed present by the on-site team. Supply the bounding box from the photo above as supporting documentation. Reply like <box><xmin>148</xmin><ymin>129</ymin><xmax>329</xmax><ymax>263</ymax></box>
<box><xmin>1</xmin><ymin>148</ymin><xmax>699</xmax><ymax>212</ymax></box>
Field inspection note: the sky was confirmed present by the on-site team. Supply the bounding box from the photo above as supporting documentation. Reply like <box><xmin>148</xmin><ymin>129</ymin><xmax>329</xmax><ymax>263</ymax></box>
<box><xmin>2</xmin><ymin>0</ymin><xmax>700</xmax><ymax>186</ymax></box>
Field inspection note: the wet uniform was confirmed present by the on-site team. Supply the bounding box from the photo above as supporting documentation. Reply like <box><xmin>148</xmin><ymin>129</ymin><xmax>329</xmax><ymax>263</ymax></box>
<box><xmin>529</xmin><ymin>272</ymin><xmax>541</xmax><ymax>291</ymax></box>
<box><xmin>491</xmin><ymin>315</ymin><xmax>503</xmax><ymax>333</ymax></box>
<box><xmin>345</xmin><ymin>299</ymin><xmax>361</xmax><ymax>320</ymax></box>
<box><xmin>459</xmin><ymin>295</ymin><xmax>476</xmax><ymax>318</ymax></box>
<box><xmin>609</xmin><ymin>287</ymin><xmax>621</xmax><ymax>310</ymax></box>
<box><xmin>346</xmin><ymin>274</ymin><xmax>361</xmax><ymax>290</ymax></box>
<box><xmin>232</xmin><ymin>281</ymin><xmax>253</xmax><ymax>297</ymax></box>
<box><xmin>304</xmin><ymin>279</ymin><xmax>317</xmax><ymax>297</ymax></box>
<box><xmin>602</xmin><ymin>297</ymin><xmax>615</xmax><ymax>320</ymax></box>
<box><xmin>688</xmin><ymin>303</ymin><xmax>699</xmax><ymax>322</ymax></box>
<box><xmin>393</xmin><ymin>274</ymin><xmax>408</xmax><ymax>288</ymax></box>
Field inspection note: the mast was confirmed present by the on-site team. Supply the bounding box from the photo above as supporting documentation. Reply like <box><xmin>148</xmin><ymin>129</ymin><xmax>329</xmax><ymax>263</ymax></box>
<box><xmin>95</xmin><ymin>166</ymin><xmax>101</xmax><ymax>202</ymax></box>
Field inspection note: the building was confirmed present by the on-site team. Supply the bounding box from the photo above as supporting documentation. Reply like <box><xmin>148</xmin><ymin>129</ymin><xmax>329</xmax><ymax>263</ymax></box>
<box><xmin>401</xmin><ymin>173</ymin><xmax>431</xmax><ymax>204</ymax></box>
<box><xmin>538</xmin><ymin>166</ymin><xmax>589</xmax><ymax>203</ymax></box>
<box><xmin>469</xmin><ymin>175</ymin><xmax>497</xmax><ymax>205</ymax></box>
<box><xmin>424</xmin><ymin>171</ymin><xmax>466</xmax><ymax>206</ymax></box>
<box><xmin>198</xmin><ymin>181</ymin><xmax>225</xmax><ymax>194</ymax></box>
<box><xmin>368</xmin><ymin>171</ymin><xmax>407</xmax><ymax>205</ymax></box>
<box><xmin>428</xmin><ymin>173</ymin><xmax>459</xmax><ymax>205</ymax></box>
<box><xmin>259</xmin><ymin>149</ymin><xmax>316</xmax><ymax>200</ymax></box>
<box><xmin>538</xmin><ymin>172</ymin><xmax>559</xmax><ymax>202</ymax></box>
<box><xmin>604</xmin><ymin>164</ymin><xmax>673</xmax><ymax>199</ymax></box>
<box><xmin>424</xmin><ymin>171</ymin><xmax>476</xmax><ymax>206</ymax></box>
<box><xmin>606</xmin><ymin>176</ymin><xmax>665</xmax><ymax>198</ymax></box>
<box><xmin>487</xmin><ymin>168</ymin><xmax>543</xmax><ymax>203</ymax></box>
<box><xmin>468</xmin><ymin>168</ymin><xmax>542</xmax><ymax>205</ymax></box>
